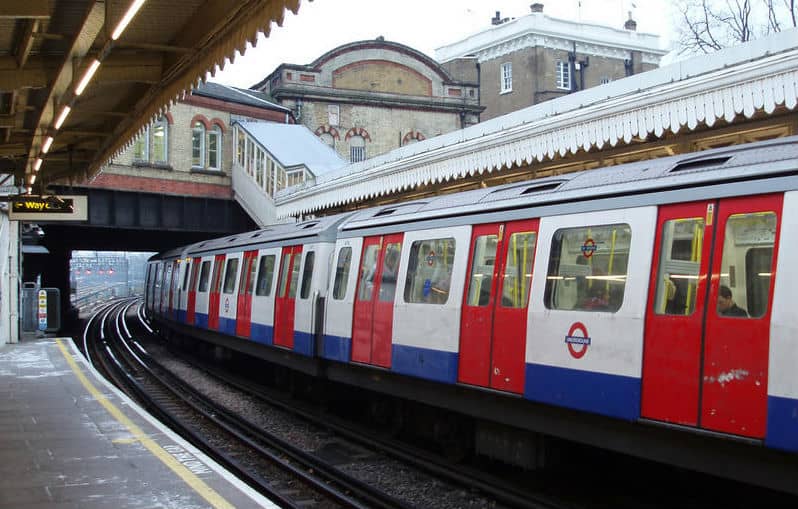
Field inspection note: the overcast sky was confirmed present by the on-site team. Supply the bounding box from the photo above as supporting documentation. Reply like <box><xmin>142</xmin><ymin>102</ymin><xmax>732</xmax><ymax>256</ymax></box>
<box><xmin>212</xmin><ymin>0</ymin><xmax>675</xmax><ymax>89</ymax></box>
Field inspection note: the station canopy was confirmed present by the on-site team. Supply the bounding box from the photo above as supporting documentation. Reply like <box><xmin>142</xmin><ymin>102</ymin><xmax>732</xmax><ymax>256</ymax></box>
<box><xmin>0</xmin><ymin>0</ymin><xmax>300</xmax><ymax>195</ymax></box>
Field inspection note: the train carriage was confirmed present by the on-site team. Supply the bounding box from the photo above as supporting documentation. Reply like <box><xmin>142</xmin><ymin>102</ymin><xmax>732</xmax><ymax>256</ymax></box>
<box><xmin>147</xmin><ymin>136</ymin><xmax>798</xmax><ymax>490</ymax></box>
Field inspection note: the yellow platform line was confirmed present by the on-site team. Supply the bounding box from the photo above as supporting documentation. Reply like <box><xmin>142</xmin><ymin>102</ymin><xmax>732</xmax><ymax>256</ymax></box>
<box><xmin>55</xmin><ymin>338</ymin><xmax>236</xmax><ymax>509</ymax></box>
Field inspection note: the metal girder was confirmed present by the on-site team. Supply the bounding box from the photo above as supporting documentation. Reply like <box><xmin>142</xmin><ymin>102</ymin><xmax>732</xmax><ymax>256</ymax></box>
<box><xmin>0</xmin><ymin>0</ymin><xmax>49</xmax><ymax>19</ymax></box>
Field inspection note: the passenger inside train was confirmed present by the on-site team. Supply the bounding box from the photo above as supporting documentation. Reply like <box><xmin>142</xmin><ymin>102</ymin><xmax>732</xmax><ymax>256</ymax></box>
<box><xmin>718</xmin><ymin>285</ymin><xmax>748</xmax><ymax>317</ymax></box>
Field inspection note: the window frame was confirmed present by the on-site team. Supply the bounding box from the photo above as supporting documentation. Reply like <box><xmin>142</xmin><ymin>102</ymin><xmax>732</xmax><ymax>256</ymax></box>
<box><xmin>191</xmin><ymin>122</ymin><xmax>206</xmax><ymax>168</ymax></box>
<box><xmin>152</xmin><ymin>117</ymin><xmax>168</xmax><ymax>164</ymax></box>
<box><xmin>556</xmin><ymin>60</ymin><xmax>571</xmax><ymax>90</ymax></box>
<box><xmin>132</xmin><ymin>126</ymin><xmax>150</xmax><ymax>162</ymax></box>
<box><xmin>500</xmin><ymin>62</ymin><xmax>513</xmax><ymax>93</ymax></box>
<box><xmin>207</xmin><ymin>125</ymin><xmax>222</xmax><ymax>170</ymax></box>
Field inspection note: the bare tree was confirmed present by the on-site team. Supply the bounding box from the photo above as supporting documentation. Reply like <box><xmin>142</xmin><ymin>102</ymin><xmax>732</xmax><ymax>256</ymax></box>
<box><xmin>676</xmin><ymin>0</ymin><xmax>797</xmax><ymax>53</ymax></box>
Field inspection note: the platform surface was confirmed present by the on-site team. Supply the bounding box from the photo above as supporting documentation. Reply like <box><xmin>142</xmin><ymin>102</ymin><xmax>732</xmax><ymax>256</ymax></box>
<box><xmin>0</xmin><ymin>338</ymin><xmax>277</xmax><ymax>508</ymax></box>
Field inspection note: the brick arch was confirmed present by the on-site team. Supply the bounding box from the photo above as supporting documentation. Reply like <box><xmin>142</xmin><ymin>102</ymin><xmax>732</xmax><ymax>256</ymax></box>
<box><xmin>190</xmin><ymin>114</ymin><xmax>211</xmax><ymax>129</ymax></box>
<box><xmin>402</xmin><ymin>130</ymin><xmax>426</xmax><ymax>144</ymax></box>
<box><xmin>344</xmin><ymin>127</ymin><xmax>371</xmax><ymax>142</ymax></box>
<box><xmin>315</xmin><ymin>125</ymin><xmax>340</xmax><ymax>140</ymax></box>
<box><xmin>210</xmin><ymin>118</ymin><xmax>227</xmax><ymax>133</ymax></box>
<box><xmin>163</xmin><ymin>112</ymin><xmax>174</xmax><ymax>125</ymax></box>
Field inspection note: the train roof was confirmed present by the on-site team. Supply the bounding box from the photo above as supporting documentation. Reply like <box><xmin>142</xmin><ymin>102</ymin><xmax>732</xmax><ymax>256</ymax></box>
<box><xmin>182</xmin><ymin>212</ymin><xmax>351</xmax><ymax>256</ymax></box>
<box><xmin>340</xmin><ymin>136</ymin><xmax>798</xmax><ymax>232</ymax></box>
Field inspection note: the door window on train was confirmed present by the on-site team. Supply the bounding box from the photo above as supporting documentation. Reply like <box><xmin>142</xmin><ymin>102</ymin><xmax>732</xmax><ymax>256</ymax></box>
<box><xmin>332</xmin><ymin>247</ymin><xmax>352</xmax><ymax>300</ymax></box>
<box><xmin>255</xmin><ymin>255</ymin><xmax>275</xmax><ymax>296</ymax></box>
<box><xmin>404</xmin><ymin>237</ymin><xmax>456</xmax><ymax>305</ymax></box>
<box><xmin>223</xmin><ymin>258</ymin><xmax>239</xmax><ymax>294</ymax></box>
<box><xmin>544</xmin><ymin>224</ymin><xmax>631</xmax><ymax>312</ymax></box>
<box><xmin>300</xmin><ymin>251</ymin><xmax>315</xmax><ymax>299</ymax></box>
<box><xmin>466</xmin><ymin>234</ymin><xmax>498</xmax><ymax>306</ymax></box>
<box><xmin>211</xmin><ymin>258</ymin><xmax>224</xmax><ymax>294</ymax></box>
<box><xmin>239</xmin><ymin>255</ymin><xmax>257</xmax><ymax>297</ymax></box>
<box><xmin>278</xmin><ymin>253</ymin><xmax>292</xmax><ymax>297</ymax></box>
<box><xmin>501</xmin><ymin>232</ymin><xmax>537</xmax><ymax>308</ymax></box>
<box><xmin>198</xmin><ymin>261</ymin><xmax>211</xmax><ymax>292</ymax></box>
<box><xmin>181</xmin><ymin>261</ymin><xmax>191</xmax><ymax>291</ymax></box>
<box><xmin>716</xmin><ymin>212</ymin><xmax>777</xmax><ymax>319</ymax></box>
<box><xmin>652</xmin><ymin>218</ymin><xmax>705</xmax><ymax>315</ymax></box>
<box><xmin>378</xmin><ymin>242</ymin><xmax>402</xmax><ymax>302</ymax></box>
<box><xmin>357</xmin><ymin>244</ymin><xmax>380</xmax><ymax>301</ymax></box>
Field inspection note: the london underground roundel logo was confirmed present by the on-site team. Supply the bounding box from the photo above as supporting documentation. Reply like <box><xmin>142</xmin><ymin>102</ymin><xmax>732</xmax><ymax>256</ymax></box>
<box><xmin>565</xmin><ymin>321</ymin><xmax>591</xmax><ymax>359</ymax></box>
<box><xmin>581</xmin><ymin>238</ymin><xmax>597</xmax><ymax>258</ymax></box>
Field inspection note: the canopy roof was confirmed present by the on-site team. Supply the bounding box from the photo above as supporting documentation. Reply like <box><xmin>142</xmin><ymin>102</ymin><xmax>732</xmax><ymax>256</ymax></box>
<box><xmin>0</xmin><ymin>0</ymin><xmax>302</xmax><ymax>195</ymax></box>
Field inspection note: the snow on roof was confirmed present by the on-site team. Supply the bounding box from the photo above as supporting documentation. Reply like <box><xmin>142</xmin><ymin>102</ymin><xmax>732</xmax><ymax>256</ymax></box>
<box><xmin>435</xmin><ymin>10</ymin><xmax>665</xmax><ymax>63</ymax></box>
<box><xmin>236</xmin><ymin>122</ymin><xmax>346</xmax><ymax>176</ymax></box>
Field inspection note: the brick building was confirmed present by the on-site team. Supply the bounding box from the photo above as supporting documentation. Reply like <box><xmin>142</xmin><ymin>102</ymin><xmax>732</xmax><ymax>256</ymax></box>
<box><xmin>253</xmin><ymin>38</ymin><xmax>483</xmax><ymax>163</ymax></box>
<box><xmin>96</xmin><ymin>82</ymin><xmax>292</xmax><ymax>199</ymax></box>
<box><xmin>436</xmin><ymin>3</ymin><xmax>667</xmax><ymax>121</ymax></box>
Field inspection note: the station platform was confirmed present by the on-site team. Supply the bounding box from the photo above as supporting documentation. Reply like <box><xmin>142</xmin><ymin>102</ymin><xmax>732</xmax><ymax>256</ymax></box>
<box><xmin>0</xmin><ymin>337</ymin><xmax>277</xmax><ymax>508</ymax></box>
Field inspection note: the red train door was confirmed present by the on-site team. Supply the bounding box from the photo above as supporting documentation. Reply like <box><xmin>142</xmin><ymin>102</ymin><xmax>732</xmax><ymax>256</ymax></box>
<box><xmin>168</xmin><ymin>260</ymin><xmax>179</xmax><ymax>319</ymax></box>
<box><xmin>352</xmin><ymin>234</ymin><xmax>403</xmax><ymax>367</ymax></box>
<box><xmin>459</xmin><ymin>220</ymin><xmax>538</xmax><ymax>393</ymax></box>
<box><xmin>186</xmin><ymin>257</ymin><xmax>200</xmax><ymax>325</ymax></box>
<box><xmin>701</xmin><ymin>194</ymin><xmax>781</xmax><ymax>438</ymax></box>
<box><xmin>642</xmin><ymin>196</ymin><xmax>782</xmax><ymax>438</ymax></box>
<box><xmin>235</xmin><ymin>250</ymin><xmax>258</xmax><ymax>337</ymax></box>
<box><xmin>642</xmin><ymin>202</ymin><xmax>713</xmax><ymax>426</ymax></box>
<box><xmin>274</xmin><ymin>245</ymin><xmax>302</xmax><ymax>348</ymax></box>
<box><xmin>207</xmin><ymin>254</ymin><xmax>225</xmax><ymax>330</ymax></box>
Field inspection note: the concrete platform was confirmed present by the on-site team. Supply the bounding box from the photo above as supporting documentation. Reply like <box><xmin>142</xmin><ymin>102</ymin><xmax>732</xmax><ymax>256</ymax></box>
<box><xmin>0</xmin><ymin>338</ymin><xmax>277</xmax><ymax>508</ymax></box>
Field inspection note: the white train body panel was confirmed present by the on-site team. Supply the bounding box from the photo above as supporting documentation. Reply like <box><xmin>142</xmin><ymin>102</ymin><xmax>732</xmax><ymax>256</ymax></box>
<box><xmin>250</xmin><ymin>247</ymin><xmax>283</xmax><ymax>345</ymax></box>
<box><xmin>218</xmin><ymin>252</ymin><xmax>243</xmax><ymax>335</ymax></box>
<box><xmin>322</xmin><ymin>238</ymin><xmax>364</xmax><ymax>361</ymax></box>
<box><xmin>193</xmin><ymin>255</ymin><xmax>214</xmax><ymax>328</ymax></box>
<box><xmin>767</xmin><ymin>190</ymin><xmax>798</xmax><ymax>451</ymax></box>
<box><xmin>293</xmin><ymin>242</ymin><xmax>335</xmax><ymax>356</ymax></box>
<box><xmin>391</xmin><ymin>226</ymin><xmax>471</xmax><ymax>382</ymax></box>
<box><xmin>525</xmin><ymin>206</ymin><xmax>657</xmax><ymax>420</ymax></box>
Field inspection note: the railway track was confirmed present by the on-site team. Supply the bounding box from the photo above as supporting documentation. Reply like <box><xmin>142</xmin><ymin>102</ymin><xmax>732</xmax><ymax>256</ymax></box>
<box><xmin>82</xmin><ymin>299</ymin><xmax>417</xmax><ymax>509</ymax></box>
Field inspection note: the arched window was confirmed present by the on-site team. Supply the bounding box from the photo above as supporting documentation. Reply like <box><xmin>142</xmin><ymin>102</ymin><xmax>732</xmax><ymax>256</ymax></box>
<box><xmin>207</xmin><ymin>125</ymin><xmax>222</xmax><ymax>170</ymax></box>
<box><xmin>191</xmin><ymin>121</ymin><xmax>205</xmax><ymax>167</ymax></box>
<box><xmin>319</xmin><ymin>132</ymin><xmax>334</xmax><ymax>148</ymax></box>
<box><xmin>349</xmin><ymin>135</ymin><xmax>365</xmax><ymax>163</ymax></box>
<box><xmin>132</xmin><ymin>127</ymin><xmax>149</xmax><ymax>162</ymax></box>
<box><xmin>152</xmin><ymin>117</ymin><xmax>168</xmax><ymax>164</ymax></box>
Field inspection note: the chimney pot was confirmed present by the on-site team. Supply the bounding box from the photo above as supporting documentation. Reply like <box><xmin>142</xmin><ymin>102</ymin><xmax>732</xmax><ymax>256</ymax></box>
<box><xmin>530</xmin><ymin>3</ymin><xmax>544</xmax><ymax>13</ymax></box>
<box><xmin>624</xmin><ymin>11</ymin><xmax>637</xmax><ymax>30</ymax></box>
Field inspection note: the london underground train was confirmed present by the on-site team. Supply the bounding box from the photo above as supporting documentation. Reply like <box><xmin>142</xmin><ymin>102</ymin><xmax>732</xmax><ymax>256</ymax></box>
<box><xmin>146</xmin><ymin>136</ymin><xmax>798</xmax><ymax>490</ymax></box>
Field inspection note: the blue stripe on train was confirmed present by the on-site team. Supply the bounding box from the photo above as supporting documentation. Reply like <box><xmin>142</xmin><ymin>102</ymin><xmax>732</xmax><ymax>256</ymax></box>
<box><xmin>195</xmin><ymin>313</ymin><xmax>208</xmax><ymax>329</ymax></box>
<box><xmin>321</xmin><ymin>334</ymin><xmax>352</xmax><ymax>362</ymax></box>
<box><xmin>766</xmin><ymin>395</ymin><xmax>798</xmax><ymax>452</ymax></box>
<box><xmin>293</xmin><ymin>330</ymin><xmax>315</xmax><ymax>357</ymax></box>
<box><xmin>250</xmin><ymin>322</ymin><xmax>274</xmax><ymax>346</ymax></box>
<box><xmin>391</xmin><ymin>344</ymin><xmax>458</xmax><ymax>384</ymax></box>
<box><xmin>176</xmin><ymin>309</ymin><xmax>186</xmax><ymax>324</ymax></box>
<box><xmin>524</xmin><ymin>363</ymin><xmax>640</xmax><ymax>421</ymax></box>
<box><xmin>218</xmin><ymin>317</ymin><xmax>236</xmax><ymax>336</ymax></box>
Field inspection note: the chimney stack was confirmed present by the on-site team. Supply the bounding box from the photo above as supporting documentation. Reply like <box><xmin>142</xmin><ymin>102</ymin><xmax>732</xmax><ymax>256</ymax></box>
<box><xmin>530</xmin><ymin>3</ymin><xmax>544</xmax><ymax>13</ymax></box>
<box><xmin>624</xmin><ymin>11</ymin><xmax>637</xmax><ymax>31</ymax></box>
<box><xmin>491</xmin><ymin>11</ymin><xmax>502</xmax><ymax>25</ymax></box>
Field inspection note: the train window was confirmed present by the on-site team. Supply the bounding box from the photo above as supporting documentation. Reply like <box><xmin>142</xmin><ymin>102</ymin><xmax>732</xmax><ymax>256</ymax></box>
<box><xmin>501</xmin><ymin>231</ymin><xmax>537</xmax><ymax>308</ymax></box>
<box><xmin>653</xmin><ymin>218</ymin><xmax>705</xmax><ymax>316</ymax></box>
<box><xmin>300</xmin><ymin>251</ymin><xmax>315</xmax><ymax>299</ymax></box>
<box><xmin>239</xmin><ymin>257</ymin><xmax>257</xmax><ymax>296</ymax></box>
<box><xmin>198</xmin><ymin>261</ymin><xmax>211</xmax><ymax>292</ymax></box>
<box><xmin>332</xmin><ymin>247</ymin><xmax>352</xmax><ymax>300</ymax></box>
<box><xmin>379</xmin><ymin>242</ymin><xmax>402</xmax><ymax>302</ymax></box>
<box><xmin>211</xmin><ymin>259</ymin><xmax>224</xmax><ymax>293</ymax></box>
<box><xmin>357</xmin><ymin>244</ymin><xmax>380</xmax><ymax>301</ymax></box>
<box><xmin>404</xmin><ymin>237</ymin><xmax>456</xmax><ymax>305</ymax></box>
<box><xmin>544</xmin><ymin>224</ymin><xmax>631</xmax><ymax>312</ymax></box>
<box><xmin>278</xmin><ymin>254</ymin><xmax>291</xmax><ymax>297</ymax></box>
<box><xmin>222</xmin><ymin>258</ymin><xmax>239</xmax><ymax>294</ymax></box>
<box><xmin>255</xmin><ymin>255</ymin><xmax>275</xmax><ymax>297</ymax></box>
<box><xmin>288</xmin><ymin>253</ymin><xmax>301</xmax><ymax>299</ymax></box>
<box><xmin>717</xmin><ymin>212</ymin><xmax>777</xmax><ymax>319</ymax></box>
<box><xmin>181</xmin><ymin>261</ymin><xmax>191</xmax><ymax>292</ymax></box>
<box><xmin>466</xmin><ymin>234</ymin><xmax>498</xmax><ymax>307</ymax></box>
